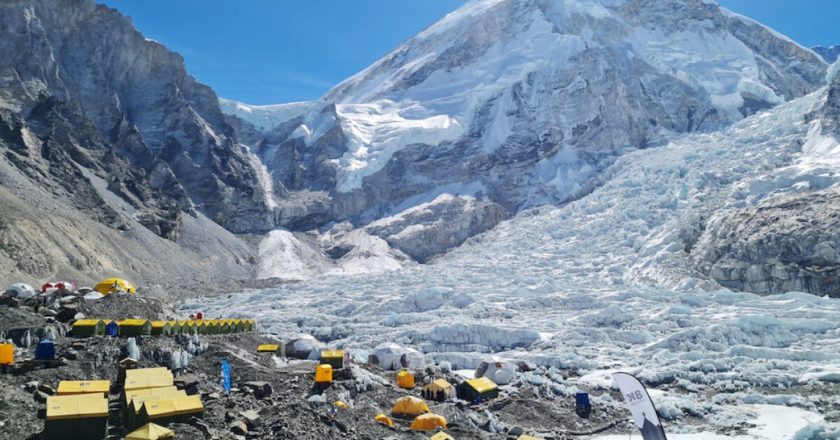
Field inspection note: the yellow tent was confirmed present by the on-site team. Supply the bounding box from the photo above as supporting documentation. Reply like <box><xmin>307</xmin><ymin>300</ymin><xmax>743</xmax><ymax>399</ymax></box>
<box><xmin>410</xmin><ymin>413</ymin><xmax>447</xmax><ymax>431</ymax></box>
<box><xmin>334</xmin><ymin>401</ymin><xmax>348</xmax><ymax>409</ymax></box>
<box><xmin>121</xmin><ymin>386</ymin><xmax>180</xmax><ymax>429</ymax></box>
<box><xmin>137</xmin><ymin>395</ymin><xmax>204</xmax><ymax>428</ymax></box>
<box><xmin>71</xmin><ymin>319</ymin><xmax>105</xmax><ymax>337</ymax></box>
<box><xmin>431</xmin><ymin>432</ymin><xmax>455</xmax><ymax>440</ymax></box>
<box><xmin>125</xmin><ymin>423</ymin><xmax>175</xmax><ymax>440</ymax></box>
<box><xmin>392</xmin><ymin>396</ymin><xmax>429</xmax><ymax>416</ymax></box>
<box><xmin>0</xmin><ymin>343</ymin><xmax>14</xmax><ymax>365</ymax></box>
<box><xmin>44</xmin><ymin>394</ymin><xmax>108</xmax><ymax>440</ymax></box>
<box><xmin>374</xmin><ymin>413</ymin><xmax>395</xmax><ymax>428</ymax></box>
<box><xmin>126</xmin><ymin>388</ymin><xmax>187</xmax><ymax>431</ymax></box>
<box><xmin>150</xmin><ymin>321</ymin><xmax>171</xmax><ymax>336</ymax></box>
<box><xmin>422</xmin><ymin>379</ymin><xmax>454</xmax><ymax>402</ymax></box>
<box><xmin>397</xmin><ymin>370</ymin><xmax>415</xmax><ymax>389</ymax></box>
<box><xmin>94</xmin><ymin>277</ymin><xmax>135</xmax><ymax>295</ymax></box>
<box><xmin>124</xmin><ymin>367</ymin><xmax>174</xmax><ymax>392</ymax></box>
<box><xmin>57</xmin><ymin>380</ymin><xmax>111</xmax><ymax>397</ymax></box>
<box><xmin>315</xmin><ymin>364</ymin><xmax>333</xmax><ymax>383</ymax></box>
<box><xmin>517</xmin><ymin>436</ymin><xmax>543</xmax><ymax>440</ymax></box>
<box><xmin>320</xmin><ymin>349</ymin><xmax>345</xmax><ymax>369</ymax></box>
<box><xmin>257</xmin><ymin>344</ymin><xmax>280</xmax><ymax>353</ymax></box>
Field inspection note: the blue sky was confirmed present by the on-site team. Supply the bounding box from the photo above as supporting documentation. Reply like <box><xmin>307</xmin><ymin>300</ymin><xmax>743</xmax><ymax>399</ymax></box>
<box><xmin>99</xmin><ymin>0</ymin><xmax>840</xmax><ymax>105</ymax></box>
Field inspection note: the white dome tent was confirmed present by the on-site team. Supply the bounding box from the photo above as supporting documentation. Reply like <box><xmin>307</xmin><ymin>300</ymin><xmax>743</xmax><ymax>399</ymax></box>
<box><xmin>5</xmin><ymin>283</ymin><xmax>36</xmax><ymax>299</ymax></box>
<box><xmin>283</xmin><ymin>334</ymin><xmax>322</xmax><ymax>359</ymax></box>
<box><xmin>475</xmin><ymin>360</ymin><xmax>516</xmax><ymax>385</ymax></box>
<box><xmin>368</xmin><ymin>342</ymin><xmax>426</xmax><ymax>370</ymax></box>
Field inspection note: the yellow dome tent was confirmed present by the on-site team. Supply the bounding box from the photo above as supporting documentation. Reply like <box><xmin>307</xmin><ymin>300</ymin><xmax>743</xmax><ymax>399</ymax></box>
<box><xmin>430</xmin><ymin>432</ymin><xmax>455</xmax><ymax>440</ymax></box>
<box><xmin>374</xmin><ymin>413</ymin><xmax>394</xmax><ymax>428</ymax></box>
<box><xmin>94</xmin><ymin>277</ymin><xmax>135</xmax><ymax>295</ymax></box>
<box><xmin>396</xmin><ymin>370</ymin><xmax>415</xmax><ymax>389</ymax></box>
<box><xmin>392</xmin><ymin>396</ymin><xmax>429</xmax><ymax>416</ymax></box>
<box><xmin>125</xmin><ymin>423</ymin><xmax>175</xmax><ymax>440</ymax></box>
<box><xmin>411</xmin><ymin>413</ymin><xmax>447</xmax><ymax>431</ymax></box>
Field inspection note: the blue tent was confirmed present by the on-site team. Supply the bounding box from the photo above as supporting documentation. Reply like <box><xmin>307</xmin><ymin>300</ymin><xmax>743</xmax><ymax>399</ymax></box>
<box><xmin>35</xmin><ymin>340</ymin><xmax>55</xmax><ymax>360</ymax></box>
<box><xmin>105</xmin><ymin>321</ymin><xmax>118</xmax><ymax>337</ymax></box>
<box><xmin>575</xmin><ymin>391</ymin><xmax>592</xmax><ymax>418</ymax></box>
<box><xmin>576</xmin><ymin>392</ymin><xmax>591</xmax><ymax>407</ymax></box>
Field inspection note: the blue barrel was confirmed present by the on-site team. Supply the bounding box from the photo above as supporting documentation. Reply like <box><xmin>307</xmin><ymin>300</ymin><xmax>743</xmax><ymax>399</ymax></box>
<box><xmin>35</xmin><ymin>340</ymin><xmax>55</xmax><ymax>360</ymax></box>
<box><xmin>575</xmin><ymin>392</ymin><xmax>591</xmax><ymax>407</ymax></box>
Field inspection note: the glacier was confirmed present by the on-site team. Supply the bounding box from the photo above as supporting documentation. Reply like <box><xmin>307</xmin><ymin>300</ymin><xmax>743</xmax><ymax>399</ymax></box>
<box><xmin>195</xmin><ymin>78</ymin><xmax>840</xmax><ymax>436</ymax></box>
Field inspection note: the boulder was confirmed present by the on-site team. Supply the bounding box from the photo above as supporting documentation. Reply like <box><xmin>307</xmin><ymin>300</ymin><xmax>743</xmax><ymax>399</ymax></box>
<box><xmin>230</xmin><ymin>421</ymin><xmax>248</xmax><ymax>436</ymax></box>
<box><xmin>242</xmin><ymin>381</ymin><xmax>272</xmax><ymax>399</ymax></box>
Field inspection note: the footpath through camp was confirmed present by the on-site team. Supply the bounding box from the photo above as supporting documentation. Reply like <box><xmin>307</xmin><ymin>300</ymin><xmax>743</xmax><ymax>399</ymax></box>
<box><xmin>2</xmin><ymin>279</ymin><xmax>789</xmax><ymax>440</ymax></box>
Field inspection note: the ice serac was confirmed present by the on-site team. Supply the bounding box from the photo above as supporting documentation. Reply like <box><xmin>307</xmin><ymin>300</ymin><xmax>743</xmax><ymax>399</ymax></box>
<box><xmin>227</xmin><ymin>0</ymin><xmax>827</xmax><ymax>264</ymax></box>
<box><xmin>691</xmin><ymin>62</ymin><xmax>840</xmax><ymax>296</ymax></box>
<box><xmin>0</xmin><ymin>0</ymin><xmax>272</xmax><ymax>234</ymax></box>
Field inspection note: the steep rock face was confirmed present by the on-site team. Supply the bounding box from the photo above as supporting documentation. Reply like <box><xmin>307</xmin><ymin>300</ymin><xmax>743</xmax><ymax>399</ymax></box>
<box><xmin>227</xmin><ymin>0</ymin><xmax>827</xmax><ymax>264</ymax></box>
<box><xmin>692</xmin><ymin>190</ymin><xmax>840</xmax><ymax>297</ymax></box>
<box><xmin>0</xmin><ymin>0</ymin><xmax>272</xmax><ymax>234</ymax></box>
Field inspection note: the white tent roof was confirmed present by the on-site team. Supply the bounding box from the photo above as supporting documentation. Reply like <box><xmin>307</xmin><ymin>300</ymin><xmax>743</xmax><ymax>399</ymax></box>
<box><xmin>369</xmin><ymin>342</ymin><xmax>426</xmax><ymax>370</ymax></box>
<box><xmin>475</xmin><ymin>360</ymin><xmax>516</xmax><ymax>385</ymax></box>
<box><xmin>6</xmin><ymin>283</ymin><xmax>36</xmax><ymax>298</ymax></box>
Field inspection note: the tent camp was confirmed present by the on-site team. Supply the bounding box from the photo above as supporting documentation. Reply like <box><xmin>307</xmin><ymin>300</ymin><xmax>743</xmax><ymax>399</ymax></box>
<box><xmin>71</xmin><ymin>319</ymin><xmax>105</xmax><ymax>337</ymax></box>
<box><xmin>57</xmin><ymin>380</ymin><xmax>111</xmax><ymax>397</ymax></box>
<box><xmin>118</xmin><ymin>319</ymin><xmax>151</xmax><ymax>336</ymax></box>
<box><xmin>94</xmin><ymin>277</ymin><xmax>135</xmax><ymax>295</ymax></box>
<box><xmin>136</xmin><ymin>395</ymin><xmax>204</xmax><ymax>428</ymax></box>
<box><xmin>368</xmin><ymin>342</ymin><xmax>425</xmax><ymax>370</ymax></box>
<box><xmin>410</xmin><ymin>413</ymin><xmax>447</xmax><ymax>431</ymax></box>
<box><xmin>457</xmin><ymin>377</ymin><xmax>499</xmax><ymax>403</ymax></box>
<box><xmin>284</xmin><ymin>334</ymin><xmax>321</xmax><ymax>359</ymax></box>
<box><xmin>392</xmin><ymin>396</ymin><xmax>429</xmax><ymax>416</ymax></box>
<box><xmin>43</xmin><ymin>394</ymin><xmax>108</xmax><ymax>440</ymax></box>
<box><xmin>475</xmin><ymin>360</ymin><xmax>516</xmax><ymax>385</ymax></box>
<box><xmin>125</xmin><ymin>423</ymin><xmax>175</xmax><ymax>440</ymax></box>
<box><xmin>422</xmin><ymin>379</ymin><xmax>455</xmax><ymax>402</ymax></box>
<box><xmin>5</xmin><ymin>283</ymin><xmax>36</xmax><ymax>299</ymax></box>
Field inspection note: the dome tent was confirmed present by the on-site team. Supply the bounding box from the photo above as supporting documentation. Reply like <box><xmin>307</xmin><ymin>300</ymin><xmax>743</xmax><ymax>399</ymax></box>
<box><xmin>368</xmin><ymin>342</ymin><xmax>425</xmax><ymax>370</ymax></box>
<box><xmin>94</xmin><ymin>278</ymin><xmax>135</xmax><ymax>295</ymax></box>
<box><xmin>5</xmin><ymin>283</ymin><xmax>36</xmax><ymax>299</ymax></box>
<box><xmin>410</xmin><ymin>413</ymin><xmax>447</xmax><ymax>431</ymax></box>
<box><xmin>475</xmin><ymin>360</ymin><xmax>516</xmax><ymax>385</ymax></box>
<box><xmin>391</xmin><ymin>396</ymin><xmax>429</xmax><ymax>416</ymax></box>
<box><xmin>283</xmin><ymin>334</ymin><xmax>322</xmax><ymax>359</ymax></box>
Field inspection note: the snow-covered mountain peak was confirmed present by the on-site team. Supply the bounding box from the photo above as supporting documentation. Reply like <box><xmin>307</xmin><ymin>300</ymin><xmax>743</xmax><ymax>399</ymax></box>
<box><xmin>221</xmin><ymin>0</ymin><xmax>828</xmax><ymax>274</ymax></box>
